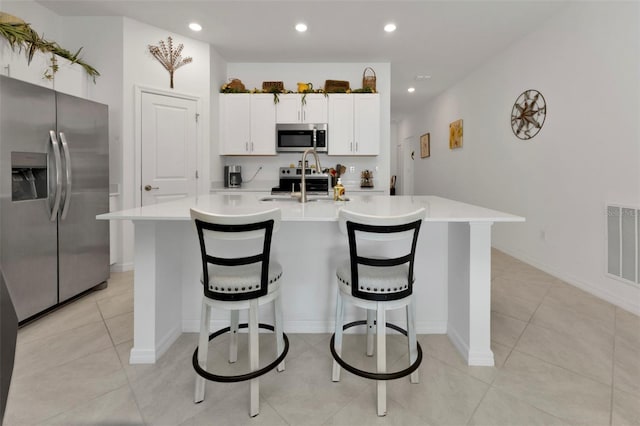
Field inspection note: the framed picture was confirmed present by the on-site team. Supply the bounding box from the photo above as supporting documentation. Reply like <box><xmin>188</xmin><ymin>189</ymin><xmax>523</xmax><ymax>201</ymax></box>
<box><xmin>449</xmin><ymin>119</ymin><xmax>463</xmax><ymax>149</ymax></box>
<box><xmin>420</xmin><ymin>133</ymin><xmax>430</xmax><ymax>158</ymax></box>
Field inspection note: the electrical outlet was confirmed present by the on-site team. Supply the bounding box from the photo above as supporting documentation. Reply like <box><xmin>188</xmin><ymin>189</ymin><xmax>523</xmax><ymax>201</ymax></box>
<box><xmin>349</xmin><ymin>166</ymin><xmax>355</xmax><ymax>173</ymax></box>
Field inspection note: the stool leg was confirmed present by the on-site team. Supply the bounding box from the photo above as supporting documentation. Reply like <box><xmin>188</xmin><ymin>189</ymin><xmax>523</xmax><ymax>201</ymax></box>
<box><xmin>229</xmin><ymin>309</ymin><xmax>239</xmax><ymax>363</ymax></box>
<box><xmin>407</xmin><ymin>299</ymin><xmax>419</xmax><ymax>384</ymax></box>
<box><xmin>194</xmin><ymin>299</ymin><xmax>210</xmax><ymax>403</ymax></box>
<box><xmin>274</xmin><ymin>294</ymin><xmax>285</xmax><ymax>372</ymax></box>
<box><xmin>366</xmin><ymin>309</ymin><xmax>375</xmax><ymax>357</ymax></box>
<box><xmin>332</xmin><ymin>292</ymin><xmax>344</xmax><ymax>382</ymax></box>
<box><xmin>376</xmin><ymin>304</ymin><xmax>387</xmax><ymax>416</ymax></box>
<box><xmin>248</xmin><ymin>299</ymin><xmax>260</xmax><ymax>417</ymax></box>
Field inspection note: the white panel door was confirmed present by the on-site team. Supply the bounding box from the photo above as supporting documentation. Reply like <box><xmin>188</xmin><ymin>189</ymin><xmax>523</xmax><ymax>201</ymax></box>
<box><xmin>141</xmin><ymin>92</ymin><xmax>198</xmax><ymax>206</ymax></box>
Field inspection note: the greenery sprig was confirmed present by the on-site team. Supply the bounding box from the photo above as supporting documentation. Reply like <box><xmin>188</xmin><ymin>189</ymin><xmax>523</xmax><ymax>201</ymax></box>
<box><xmin>0</xmin><ymin>12</ymin><xmax>100</xmax><ymax>81</ymax></box>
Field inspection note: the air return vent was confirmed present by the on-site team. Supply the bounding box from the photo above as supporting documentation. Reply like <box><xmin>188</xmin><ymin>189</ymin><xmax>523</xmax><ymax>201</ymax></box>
<box><xmin>607</xmin><ymin>205</ymin><xmax>639</xmax><ymax>285</ymax></box>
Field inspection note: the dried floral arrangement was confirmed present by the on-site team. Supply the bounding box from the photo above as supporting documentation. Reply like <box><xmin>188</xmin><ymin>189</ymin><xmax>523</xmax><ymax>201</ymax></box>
<box><xmin>148</xmin><ymin>36</ymin><xmax>192</xmax><ymax>89</ymax></box>
<box><xmin>0</xmin><ymin>12</ymin><xmax>100</xmax><ymax>81</ymax></box>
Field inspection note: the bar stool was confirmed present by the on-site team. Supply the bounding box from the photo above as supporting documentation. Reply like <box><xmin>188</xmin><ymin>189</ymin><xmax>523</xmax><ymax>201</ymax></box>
<box><xmin>190</xmin><ymin>207</ymin><xmax>289</xmax><ymax>417</ymax></box>
<box><xmin>330</xmin><ymin>207</ymin><xmax>426</xmax><ymax>416</ymax></box>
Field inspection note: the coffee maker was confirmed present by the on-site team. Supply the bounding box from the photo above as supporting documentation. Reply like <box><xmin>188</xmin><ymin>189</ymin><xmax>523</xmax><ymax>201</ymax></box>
<box><xmin>224</xmin><ymin>165</ymin><xmax>242</xmax><ymax>188</ymax></box>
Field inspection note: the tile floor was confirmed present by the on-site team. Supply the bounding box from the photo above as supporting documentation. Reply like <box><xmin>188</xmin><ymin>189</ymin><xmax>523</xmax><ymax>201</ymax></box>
<box><xmin>4</xmin><ymin>249</ymin><xmax>640</xmax><ymax>425</ymax></box>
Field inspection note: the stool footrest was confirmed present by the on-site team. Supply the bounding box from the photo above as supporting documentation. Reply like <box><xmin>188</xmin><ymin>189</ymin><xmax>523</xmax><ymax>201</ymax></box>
<box><xmin>193</xmin><ymin>323</ymin><xmax>289</xmax><ymax>383</ymax></box>
<box><xmin>330</xmin><ymin>320</ymin><xmax>422</xmax><ymax>381</ymax></box>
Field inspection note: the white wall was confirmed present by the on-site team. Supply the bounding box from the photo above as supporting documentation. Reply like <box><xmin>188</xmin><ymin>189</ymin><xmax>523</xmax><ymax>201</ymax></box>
<box><xmin>119</xmin><ymin>17</ymin><xmax>212</xmax><ymax>269</ymax></box>
<box><xmin>219</xmin><ymin>63</ymin><xmax>391</xmax><ymax>192</ymax></box>
<box><xmin>209</xmin><ymin>46</ymin><xmax>227</xmax><ymax>187</ymax></box>
<box><xmin>399</xmin><ymin>2</ymin><xmax>640</xmax><ymax>314</ymax></box>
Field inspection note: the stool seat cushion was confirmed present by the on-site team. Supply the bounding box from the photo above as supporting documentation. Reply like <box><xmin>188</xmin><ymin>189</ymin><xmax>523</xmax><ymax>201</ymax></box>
<box><xmin>336</xmin><ymin>260</ymin><xmax>412</xmax><ymax>296</ymax></box>
<box><xmin>201</xmin><ymin>261</ymin><xmax>283</xmax><ymax>295</ymax></box>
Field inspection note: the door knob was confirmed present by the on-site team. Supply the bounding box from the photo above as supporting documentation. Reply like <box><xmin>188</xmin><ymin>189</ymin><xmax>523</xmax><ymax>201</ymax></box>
<box><xmin>144</xmin><ymin>185</ymin><xmax>159</xmax><ymax>191</ymax></box>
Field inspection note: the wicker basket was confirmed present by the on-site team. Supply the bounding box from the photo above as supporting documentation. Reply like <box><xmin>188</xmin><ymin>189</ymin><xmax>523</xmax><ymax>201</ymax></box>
<box><xmin>362</xmin><ymin>67</ymin><xmax>376</xmax><ymax>92</ymax></box>
<box><xmin>262</xmin><ymin>81</ymin><xmax>284</xmax><ymax>92</ymax></box>
<box><xmin>324</xmin><ymin>80</ymin><xmax>350</xmax><ymax>93</ymax></box>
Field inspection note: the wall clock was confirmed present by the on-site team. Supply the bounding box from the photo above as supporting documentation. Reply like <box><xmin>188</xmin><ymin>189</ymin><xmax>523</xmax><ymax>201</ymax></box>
<box><xmin>511</xmin><ymin>89</ymin><xmax>546</xmax><ymax>140</ymax></box>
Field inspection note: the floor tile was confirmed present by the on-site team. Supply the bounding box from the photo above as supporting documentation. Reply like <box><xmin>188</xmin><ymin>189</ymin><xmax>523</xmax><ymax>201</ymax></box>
<box><xmin>612</xmin><ymin>387</ymin><xmax>640</xmax><ymax>426</ymax></box>
<box><xmin>181</xmin><ymin>390</ymin><xmax>288</xmax><ymax>426</ymax></box>
<box><xmin>490</xmin><ymin>311</ymin><xmax>527</xmax><ymax>348</ymax></box>
<box><xmin>324</xmin><ymin>384</ymin><xmax>431</xmax><ymax>425</ymax></box>
<box><xmin>613</xmin><ymin>335</ymin><xmax>640</xmax><ymax>395</ymax></box>
<box><xmin>515</xmin><ymin>322</ymin><xmax>614</xmax><ymax>385</ymax></box>
<box><xmin>615</xmin><ymin>307</ymin><xmax>640</xmax><ymax>348</ymax></box>
<box><xmin>17</xmin><ymin>295</ymin><xmax>103</xmax><ymax>345</ymax></box>
<box><xmin>491</xmin><ymin>288</ymin><xmax>540</xmax><ymax>322</ymax></box>
<box><xmin>37</xmin><ymin>384</ymin><xmax>144</xmax><ymax>425</ymax></box>
<box><xmin>13</xmin><ymin>320</ymin><xmax>113</xmax><ymax>380</ymax></box>
<box><xmin>492</xmin><ymin>275</ymin><xmax>550</xmax><ymax>304</ymax></box>
<box><xmin>260</xmin><ymin>347</ymin><xmax>368</xmax><ymax>425</ymax></box>
<box><xmin>93</xmin><ymin>271</ymin><xmax>134</xmax><ymax>302</ymax></box>
<box><xmin>418</xmin><ymin>334</ymin><xmax>509</xmax><ymax>384</ymax></box>
<box><xmin>544</xmin><ymin>283</ymin><xmax>616</xmax><ymax>327</ymax></box>
<box><xmin>531</xmin><ymin>301</ymin><xmax>614</xmax><ymax>348</ymax></box>
<box><xmin>5</xmin><ymin>346</ymin><xmax>128</xmax><ymax>425</ymax></box>
<box><xmin>96</xmin><ymin>288</ymin><xmax>134</xmax><ymax>320</ymax></box>
<box><xmin>387</xmin><ymin>355</ymin><xmax>489</xmax><ymax>426</ymax></box>
<box><xmin>493</xmin><ymin>351</ymin><xmax>611</xmax><ymax>425</ymax></box>
<box><xmin>105</xmin><ymin>311</ymin><xmax>134</xmax><ymax>345</ymax></box>
<box><xmin>469</xmin><ymin>387</ymin><xmax>571</xmax><ymax>426</ymax></box>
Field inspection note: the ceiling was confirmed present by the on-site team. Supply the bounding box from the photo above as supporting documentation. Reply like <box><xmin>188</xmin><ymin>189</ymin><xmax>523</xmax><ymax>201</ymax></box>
<box><xmin>36</xmin><ymin>0</ymin><xmax>567</xmax><ymax>120</ymax></box>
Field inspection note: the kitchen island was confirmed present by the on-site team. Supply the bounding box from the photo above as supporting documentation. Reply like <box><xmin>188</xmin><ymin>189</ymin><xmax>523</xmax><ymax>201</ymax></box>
<box><xmin>98</xmin><ymin>194</ymin><xmax>524</xmax><ymax>366</ymax></box>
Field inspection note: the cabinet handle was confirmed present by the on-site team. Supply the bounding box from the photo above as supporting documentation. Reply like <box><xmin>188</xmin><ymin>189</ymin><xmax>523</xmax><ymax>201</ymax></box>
<box><xmin>298</xmin><ymin>111</ymin><xmax>301</xmax><ymax>122</ymax></box>
<box><xmin>251</xmin><ymin>142</ymin><xmax>254</xmax><ymax>151</ymax></box>
<box><xmin>303</xmin><ymin>110</ymin><xmax>306</xmax><ymax>122</ymax></box>
<box><xmin>355</xmin><ymin>142</ymin><xmax>358</xmax><ymax>152</ymax></box>
<box><xmin>144</xmin><ymin>185</ymin><xmax>159</xmax><ymax>191</ymax></box>
<box><xmin>245</xmin><ymin>142</ymin><xmax>249</xmax><ymax>152</ymax></box>
<box><xmin>350</xmin><ymin>142</ymin><xmax>353</xmax><ymax>152</ymax></box>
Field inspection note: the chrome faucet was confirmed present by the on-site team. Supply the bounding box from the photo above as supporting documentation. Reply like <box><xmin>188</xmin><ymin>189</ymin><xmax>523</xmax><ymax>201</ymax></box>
<box><xmin>294</xmin><ymin>148</ymin><xmax>323</xmax><ymax>203</ymax></box>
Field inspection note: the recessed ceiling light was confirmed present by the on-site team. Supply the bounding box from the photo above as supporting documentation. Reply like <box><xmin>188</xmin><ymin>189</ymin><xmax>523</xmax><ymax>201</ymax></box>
<box><xmin>384</xmin><ymin>23</ymin><xmax>396</xmax><ymax>33</ymax></box>
<box><xmin>188</xmin><ymin>22</ymin><xmax>202</xmax><ymax>32</ymax></box>
<box><xmin>295</xmin><ymin>23</ymin><xmax>308</xmax><ymax>32</ymax></box>
<box><xmin>408</xmin><ymin>87</ymin><xmax>415</xmax><ymax>93</ymax></box>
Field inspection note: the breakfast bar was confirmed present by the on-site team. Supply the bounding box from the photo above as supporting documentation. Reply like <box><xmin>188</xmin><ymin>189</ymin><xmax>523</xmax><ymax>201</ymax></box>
<box><xmin>98</xmin><ymin>194</ymin><xmax>524</xmax><ymax>366</ymax></box>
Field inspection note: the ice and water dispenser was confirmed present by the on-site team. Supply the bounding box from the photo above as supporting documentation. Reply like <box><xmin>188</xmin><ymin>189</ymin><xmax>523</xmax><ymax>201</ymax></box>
<box><xmin>11</xmin><ymin>152</ymin><xmax>48</xmax><ymax>201</ymax></box>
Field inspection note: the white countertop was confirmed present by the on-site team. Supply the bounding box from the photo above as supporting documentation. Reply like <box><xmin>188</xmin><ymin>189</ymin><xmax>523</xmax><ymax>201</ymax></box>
<box><xmin>97</xmin><ymin>194</ymin><xmax>525</xmax><ymax>223</ymax></box>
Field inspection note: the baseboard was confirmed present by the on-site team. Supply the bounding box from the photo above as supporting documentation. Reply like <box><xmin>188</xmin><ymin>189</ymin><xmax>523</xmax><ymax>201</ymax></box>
<box><xmin>492</xmin><ymin>243</ymin><xmax>640</xmax><ymax>316</ymax></box>
<box><xmin>110</xmin><ymin>262</ymin><xmax>134</xmax><ymax>273</ymax></box>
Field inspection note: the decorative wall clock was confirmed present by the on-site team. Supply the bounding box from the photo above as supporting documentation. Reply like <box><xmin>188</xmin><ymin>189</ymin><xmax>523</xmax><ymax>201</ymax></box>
<box><xmin>511</xmin><ymin>89</ymin><xmax>546</xmax><ymax>140</ymax></box>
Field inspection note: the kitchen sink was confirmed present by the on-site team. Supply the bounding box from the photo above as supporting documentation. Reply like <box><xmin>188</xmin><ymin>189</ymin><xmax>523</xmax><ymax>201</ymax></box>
<box><xmin>259</xmin><ymin>196</ymin><xmax>349</xmax><ymax>202</ymax></box>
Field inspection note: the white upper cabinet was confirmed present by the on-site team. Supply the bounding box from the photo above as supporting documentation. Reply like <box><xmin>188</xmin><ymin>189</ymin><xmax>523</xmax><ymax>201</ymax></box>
<box><xmin>276</xmin><ymin>93</ymin><xmax>327</xmax><ymax>124</ymax></box>
<box><xmin>0</xmin><ymin>49</ymin><xmax>89</xmax><ymax>97</ymax></box>
<box><xmin>328</xmin><ymin>94</ymin><xmax>380</xmax><ymax>156</ymax></box>
<box><xmin>0</xmin><ymin>48</ymin><xmax>54</xmax><ymax>90</ymax></box>
<box><xmin>219</xmin><ymin>93</ymin><xmax>276</xmax><ymax>155</ymax></box>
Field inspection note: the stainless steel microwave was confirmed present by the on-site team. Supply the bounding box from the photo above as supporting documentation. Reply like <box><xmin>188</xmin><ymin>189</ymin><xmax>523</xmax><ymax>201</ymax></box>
<box><xmin>276</xmin><ymin>123</ymin><xmax>327</xmax><ymax>153</ymax></box>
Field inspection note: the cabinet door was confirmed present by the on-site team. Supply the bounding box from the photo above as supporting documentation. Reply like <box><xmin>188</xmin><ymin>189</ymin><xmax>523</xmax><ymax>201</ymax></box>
<box><xmin>276</xmin><ymin>94</ymin><xmax>301</xmax><ymax>123</ymax></box>
<box><xmin>302</xmin><ymin>94</ymin><xmax>328</xmax><ymax>123</ymax></box>
<box><xmin>354</xmin><ymin>94</ymin><xmax>380</xmax><ymax>155</ymax></box>
<box><xmin>220</xmin><ymin>94</ymin><xmax>251</xmax><ymax>155</ymax></box>
<box><xmin>328</xmin><ymin>94</ymin><xmax>354</xmax><ymax>155</ymax></box>
<box><xmin>250</xmin><ymin>94</ymin><xmax>276</xmax><ymax>155</ymax></box>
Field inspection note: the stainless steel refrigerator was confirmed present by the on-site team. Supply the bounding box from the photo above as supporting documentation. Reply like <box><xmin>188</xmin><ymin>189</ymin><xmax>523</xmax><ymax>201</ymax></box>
<box><xmin>0</xmin><ymin>75</ymin><xmax>109</xmax><ymax>323</ymax></box>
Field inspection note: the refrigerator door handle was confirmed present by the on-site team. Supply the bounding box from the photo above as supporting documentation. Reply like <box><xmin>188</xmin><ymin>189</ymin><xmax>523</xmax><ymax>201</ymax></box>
<box><xmin>59</xmin><ymin>132</ymin><xmax>72</xmax><ymax>220</ymax></box>
<box><xmin>49</xmin><ymin>130</ymin><xmax>63</xmax><ymax>222</ymax></box>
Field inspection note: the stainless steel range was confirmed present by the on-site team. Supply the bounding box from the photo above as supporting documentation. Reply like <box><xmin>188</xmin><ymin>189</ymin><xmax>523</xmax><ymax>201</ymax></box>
<box><xmin>271</xmin><ymin>167</ymin><xmax>331</xmax><ymax>195</ymax></box>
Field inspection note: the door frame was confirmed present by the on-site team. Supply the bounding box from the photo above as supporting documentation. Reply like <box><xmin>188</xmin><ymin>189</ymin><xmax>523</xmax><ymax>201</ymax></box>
<box><xmin>134</xmin><ymin>85</ymin><xmax>203</xmax><ymax>208</ymax></box>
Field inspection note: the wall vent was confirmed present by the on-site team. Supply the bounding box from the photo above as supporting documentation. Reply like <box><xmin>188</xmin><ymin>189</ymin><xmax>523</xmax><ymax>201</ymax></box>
<box><xmin>607</xmin><ymin>205</ymin><xmax>639</xmax><ymax>285</ymax></box>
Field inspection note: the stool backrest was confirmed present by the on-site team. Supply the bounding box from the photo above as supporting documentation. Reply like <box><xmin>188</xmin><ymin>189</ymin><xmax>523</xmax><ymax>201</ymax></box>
<box><xmin>190</xmin><ymin>207</ymin><xmax>281</xmax><ymax>301</ymax></box>
<box><xmin>338</xmin><ymin>208</ymin><xmax>425</xmax><ymax>301</ymax></box>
